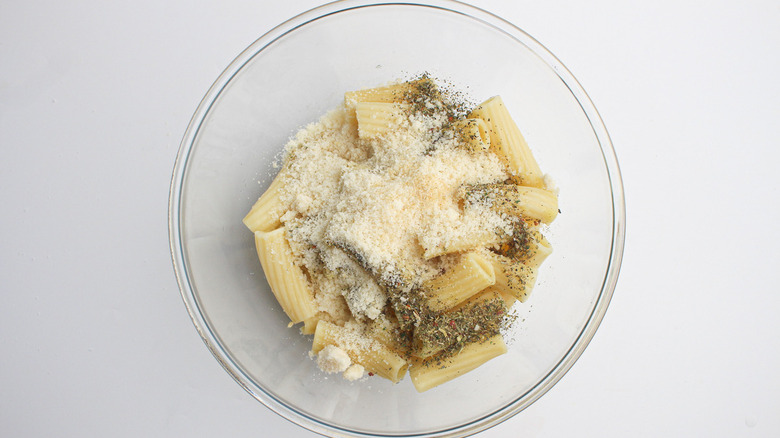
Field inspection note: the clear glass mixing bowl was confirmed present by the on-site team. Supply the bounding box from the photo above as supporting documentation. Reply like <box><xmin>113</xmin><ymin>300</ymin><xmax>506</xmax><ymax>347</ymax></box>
<box><xmin>169</xmin><ymin>1</ymin><xmax>625</xmax><ymax>436</ymax></box>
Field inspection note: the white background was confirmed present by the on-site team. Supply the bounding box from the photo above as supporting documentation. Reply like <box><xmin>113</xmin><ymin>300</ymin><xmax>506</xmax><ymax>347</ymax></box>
<box><xmin>2</xmin><ymin>0</ymin><xmax>779</xmax><ymax>436</ymax></box>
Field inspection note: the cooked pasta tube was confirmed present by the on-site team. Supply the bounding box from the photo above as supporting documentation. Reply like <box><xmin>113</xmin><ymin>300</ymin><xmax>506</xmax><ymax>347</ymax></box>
<box><xmin>453</xmin><ymin>118</ymin><xmax>491</xmax><ymax>151</ymax></box>
<box><xmin>312</xmin><ymin>320</ymin><xmax>408</xmax><ymax>383</ymax></box>
<box><xmin>355</xmin><ymin>101</ymin><xmax>410</xmax><ymax>138</ymax></box>
<box><xmin>410</xmin><ymin>334</ymin><xmax>507</xmax><ymax>392</ymax></box>
<box><xmin>469</xmin><ymin>96</ymin><xmax>544</xmax><ymax>188</ymax></box>
<box><xmin>527</xmin><ymin>232</ymin><xmax>553</xmax><ymax>267</ymax></box>
<box><xmin>413</xmin><ymin>289</ymin><xmax>507</xmax><ymax>358</ymax></box>
<box><xmin>301</xmin><ymin>316</ymin><xmax>318</xmax><ymax>335</ymax></box>
<box><xmin>301</xmin><ymin>313</ymin><xmax>329</xmax><ymax>335</ymax></box>
<box><xmin>485</xmin><ymin>286</ymin><xmax>519</xmax><ymax>309</ymax></box>
<box><xmin>243</xmin><ymin>171</ymin><xmax>286</xmax><ymax>232</ymax></box>
<box><xmin>493</xmin><ymin>225</ymin><xmax>551</xmax><ymax>264</ymax></box>
<box><xmin>344</xmin><ymin>82</ymin><xmax>412</xmax><ymax>106</ymax></box>
<box><xmin>486</xmin><ymin>233</ymin><xmax>551</xmax><ymax>302</ymax></box>
<box><xmin>487</xmin><ymin>253</ymin><xmax>535</xmax><ymax>302</ymax></box>
<box><xmin>449</xmin><ymin>287</ymin><xmax>506</xmax><ymax>313</ymax></box>
<box><xmin>423</xmin><ymin>251</ymin><xmax>496</xmax><ymax>312</ymax></box>
<box><xmin>421</xmin><ymin>226</ymin><xmax>505</xmax><ymax>260</ymax></box>
<box><xmin>459</xmin><ymin>182</ymin><xmax>559</xmax><ymax>224</ymax></box>
<box><xmin>364</xmin><ymin>313</ymin><xmax>403</xmax><ymax>351</ymax></box>
<box><xmin>254</xmin><ymin>229</ymin><xmax>317</xmax><ymax>323</ymax></box>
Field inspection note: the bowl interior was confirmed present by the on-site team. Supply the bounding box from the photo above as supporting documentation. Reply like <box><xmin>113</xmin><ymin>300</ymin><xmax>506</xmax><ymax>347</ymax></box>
<box><xmin>172</xmin><ymin>2</ymin><xmax>622</xmax><ymax>436</ymax></box>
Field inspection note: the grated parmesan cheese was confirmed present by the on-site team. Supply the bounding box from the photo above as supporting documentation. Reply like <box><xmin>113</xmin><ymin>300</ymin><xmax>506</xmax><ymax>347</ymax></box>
<box><xmin>316</xmin><ymin>345</ymin><xmax>351</xmax><ymax>374</ymax></box>
<box><xmin>342</xmin><ymin>364</ymin><xmax>365</xmax><ymax>381</ymax></box>
<box><xmin>280</xmin><ymin>105</ymin><xmax>509</xmax><ymax>310</ymax></box>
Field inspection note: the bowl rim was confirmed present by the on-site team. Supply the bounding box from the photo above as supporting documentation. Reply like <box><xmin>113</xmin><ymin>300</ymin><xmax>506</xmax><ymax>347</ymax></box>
<box><xmin>168</xmin><ymin>1</ymin><xmax>626</xmax><ymax>436</ymax></box>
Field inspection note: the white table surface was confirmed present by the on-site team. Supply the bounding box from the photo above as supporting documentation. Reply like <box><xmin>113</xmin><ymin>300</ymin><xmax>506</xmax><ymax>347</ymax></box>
<box><xmin>2</xmin><ymin>1</ymin><xmax>779</xmax><ymax>436</ymax></box>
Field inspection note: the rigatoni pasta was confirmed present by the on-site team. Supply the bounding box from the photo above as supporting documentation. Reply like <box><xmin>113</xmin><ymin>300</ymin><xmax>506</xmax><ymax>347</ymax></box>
<box><xmin>243</xmin><ymin>169</ymin><xmax>286</xmax><ymax>232</ymax></box>
<box><xmin>423</xmin><ymin>251</ymin><xmax>496</xmax><ymax>312</ymax></box>
<box><xmin>254</xmin><ymin>228</ymin><xmax>318</xmax><ymax>324</ymax></box>
<box><xmin>420</xmin><ymin>221</ymin><xmax>505</xmax><ymax>259</ymax></box>
<box><xmin>244</xmin><ymin>75</ymin><xmax>558</xmax><ymax>391</ymax></box>
<box><xmin>355</xmin><ymin>101</ymin><xmax>410</xmax><ymax>138</ymax></box>
<box><xmin>410</xmin><ymin>335</ymin><xmax>508</xmax><ymax>393</ymax></box>
<box><xmin>312</xmin><ymin>320</ymin><xmax>409</xmax><ymax>383</ymax></box>
<box><xmin>344</xmin><ymin>81</ymin><xmax>412</xmax><ymax>106</ymax></box>
<box><xmin>452</xmin><ymin>118</ymin><xmax>491</xmax><ymax>152</ymax></box>
<box><xmin>469</xmin><ymin>96</ymin><xmax>545</xmax><ymax>188</ymax></box>
<box><xmin>458</xmin><ymin>183</ymin><xmax>559</xmax><ymax>224</ymax></box>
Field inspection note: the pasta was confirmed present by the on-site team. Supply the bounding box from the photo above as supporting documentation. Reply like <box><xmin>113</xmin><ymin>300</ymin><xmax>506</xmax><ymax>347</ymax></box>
<box><xmin>244</xmin><ymin>76</ymin><xmax>558</xmax><ymax>391</ymax></box>
<box><xmin>355</xmin><ymin>101</ymin><xmax>410</xmax><ymax>138</ymax></box>
<box><xmin>344</xmin><ymin>81</ymin><xmax>412</xmax><ymax>106</ymax></box>
<box><xmin>420</xmin><ymin>221</ymin><xmax>505</xmax><ymax>259</ymax></box>
<box><xmin>451</xmin><ymin>118</ymin><xmax>491</xmax><ymax>152</ymax></box>
<box><xmin>413</xmin><ymin>288</ymin><xmax>507</xmax><ymax>358</ymax></box>
<box><xmin>469</xmin><ymin>96</ymin><xmax>545</xmax><ymax>188</ymax></box>
<box><xmin>242</xmin><ymin>169</ymin><xmax>286</xmax><ymax>232</ymax></box>
<box><xmin>254</xmin><ymin>228</ymin><xmax>318</xmax><ymax>324</ymax></box>
<box><xmin>486</xmin><ymin>231</ymin><xmax>553</xmax><ymax>302</ymax></box>
<box><xmin>312</xmin><ymin>320</ymin><xmax>409</xmax><ymax>383</ymax></box>
<box><xmin>410</xmin><ymin>335</ymin><xmax>508</xmax><ymax>393</ymax></box>
<box><xmin>423</xmin><ymin>251</ymin><xmax>496</xmax><ymax>312</ymax></box>
<box><xmin>458</xmin><ymin>183</ymin><xmax>559</xmax><ymax>224</ymax></box>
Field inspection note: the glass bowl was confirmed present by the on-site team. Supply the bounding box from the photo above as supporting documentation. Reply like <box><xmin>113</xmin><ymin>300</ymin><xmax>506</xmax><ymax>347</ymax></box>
<box><xmin>168</xmin><ymin>1</ymin><xmax>625</xmax><ymax>436</ymax></box>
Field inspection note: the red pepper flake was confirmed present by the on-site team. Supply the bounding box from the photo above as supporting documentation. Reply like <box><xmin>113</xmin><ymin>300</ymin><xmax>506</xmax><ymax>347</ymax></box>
<box><xmin>368</xmin><ymin>372</ymin><xmax>374</xmax><ymax>376</ymax></box>
<box><xmin>449</xmin><ymin>320</ymin><xmax>456</xmax><ymax>328</ymax></box>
